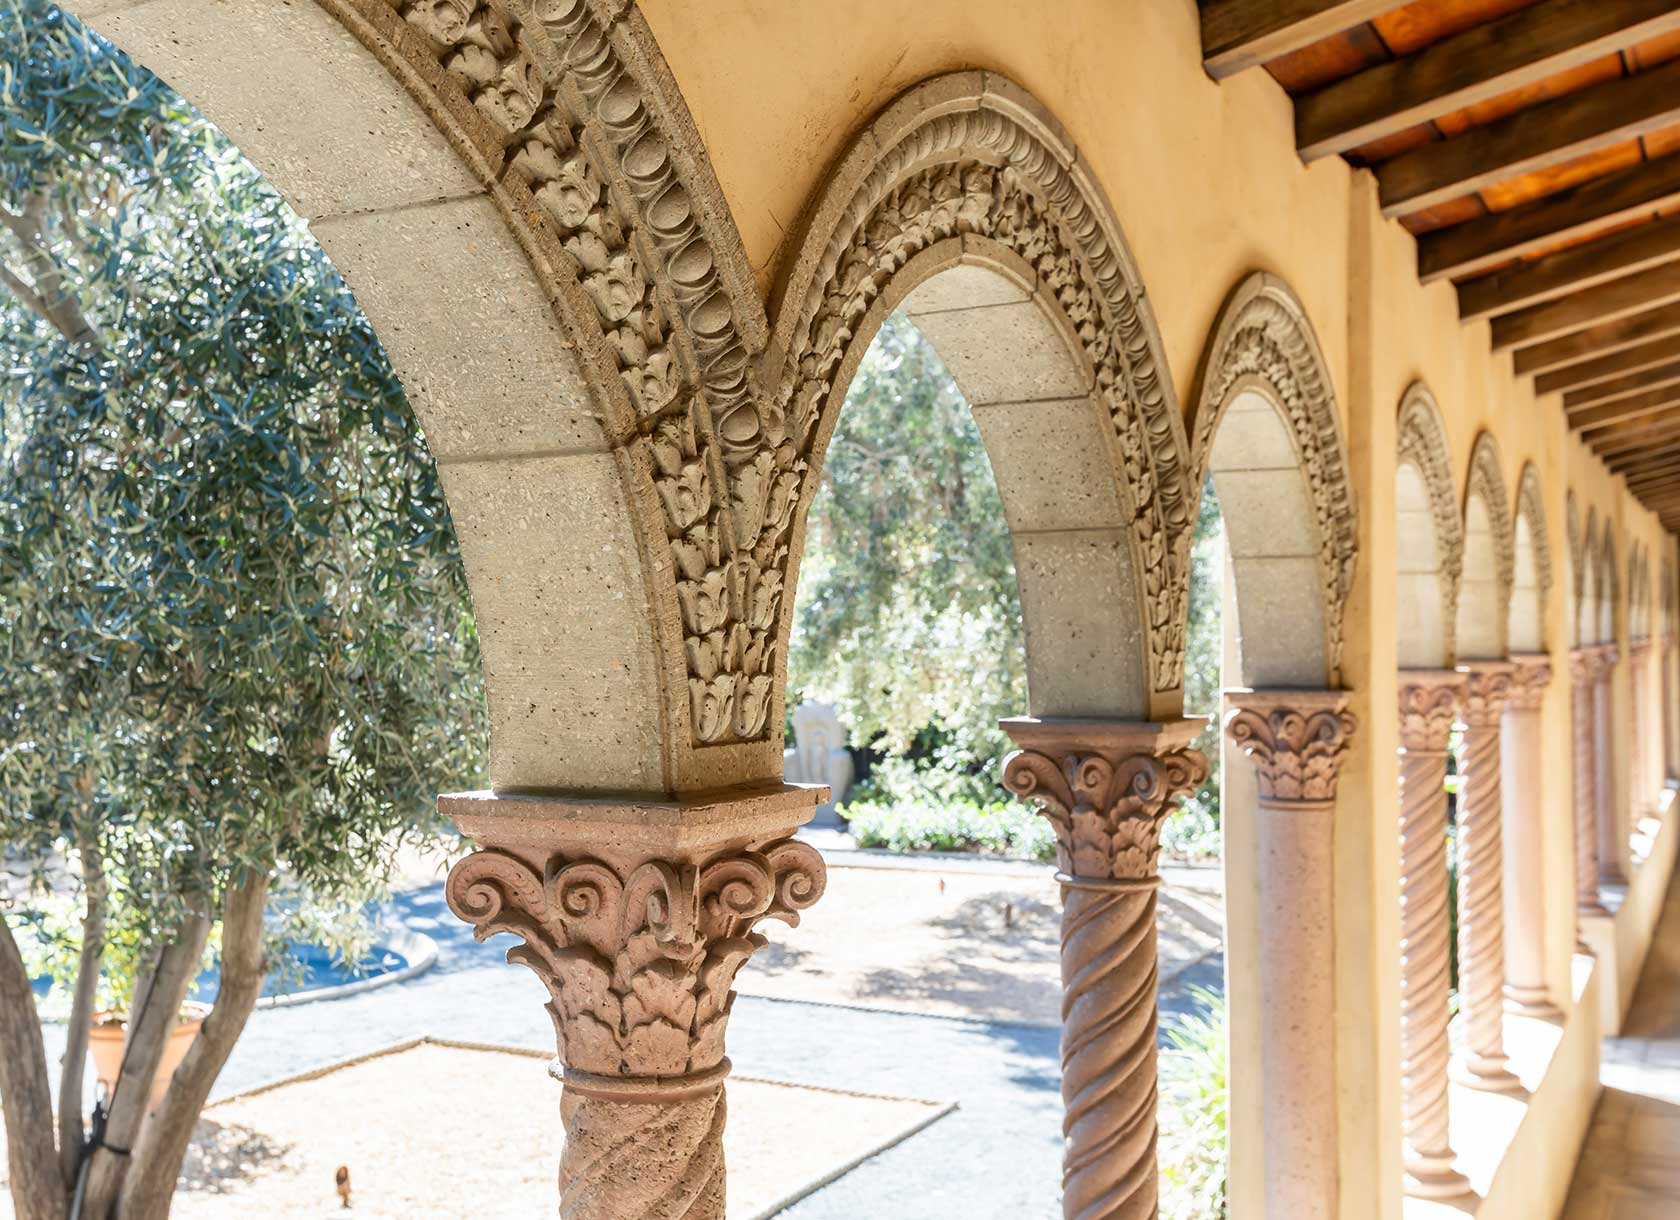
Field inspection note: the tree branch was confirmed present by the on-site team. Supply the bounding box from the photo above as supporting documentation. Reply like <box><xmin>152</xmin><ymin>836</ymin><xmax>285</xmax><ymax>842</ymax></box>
<box><xmin>120</xmin><ymin>874</ymin><xmax>270</xmax><ymax>1220</ymax></box>
<box><xmin>58</xmin><ymin>834</ymin><xmax>106</xmax><ymax>1192</ymax></box>
<box><xmin>76</xmin><ymin>909</ymin><xmax>209</xmax><ymax>1220</ymax></box>
<box><xmin>0</xmin><ymin>906</ymin><xmax>70</xmax><ymax>1220</ymax></box>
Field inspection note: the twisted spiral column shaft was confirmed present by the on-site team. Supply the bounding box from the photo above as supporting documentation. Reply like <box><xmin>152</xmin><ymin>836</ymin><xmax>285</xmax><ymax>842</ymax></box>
<box><xmin>1456</xmin><ymin>664</ymin><xmax>1517</xmax><ymax>1090</ymax></box>
<box><xmin>1397</xmin><ymin>673</ymin><xmax>1468</xmax><ymax>1199</ymax></box>
<box><xmin>1060</xmin><ymin>878</ymin><xmax>1161</xmax><ymax>1220</ymax></box>
<box><xmin>1594</xmin><ymin>651</ymin><xmax>1626</xmax><ymax>886</ymax></box>
<box><xmin>1571</xmin><ymin>651</ymin><xmax>1607</xmax><ymax>917</ymax></box>
<box><xmin>559</xmin><ymin>1078</ymin><xmax>727</xmax><ymax>1220</ymax></box>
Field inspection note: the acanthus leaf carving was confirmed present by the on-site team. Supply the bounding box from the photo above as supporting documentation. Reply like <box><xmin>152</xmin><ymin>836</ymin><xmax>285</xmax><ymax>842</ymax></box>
<box><xmin>1001</xmin><ymin>745</ymin><xmax>1208</xmax><ymax>881</ymax></box>
<box><xmin>446</xmin><ymin>839</ymin><xmax>826</xmax><ymax>1078</ymax></box>
<box><xmin>1223</xmin><ymin>698</ymin><xmax>1356</xmax><ymax>802</ymax></box>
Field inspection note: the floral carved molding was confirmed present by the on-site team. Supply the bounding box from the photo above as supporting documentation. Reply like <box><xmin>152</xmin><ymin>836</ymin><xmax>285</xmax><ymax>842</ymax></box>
<box><xmin>1398</xmin><ymin>384</ymin><xmax>1465</xmax><ymax>666</ymax></box>
<box><xmin>1466</xmin><ymin>431</ymin><xmax>1515</xmax><ymax>652</ymax></box>
<box><xmin>1223</xmin><ymin>695</ymin><xmax>1356</xmax><ymax>803</ymax></box>
<box><xmin>445</xmin><ymin>838</ymin><xmax>826</xmax><ymax>1077</ymax></box>
<box><xmin>324</xmin><ymin>1</ymin><xmax>1197</xmax><ymax>745</ymax></box>
<box><xmin>770</xmin><ymin>73</ymin><xmax>1195</xmax><ymax>700</ymax></box>
<box><xmin>1516</xmin><ymin>462</ymin><xmax>1553</xmax><ymax>612</ymax></box>
<box><xmin>1191</xmin><ymin>273</ymin><xmax>1358</xmax><ymax>686</ymax></box>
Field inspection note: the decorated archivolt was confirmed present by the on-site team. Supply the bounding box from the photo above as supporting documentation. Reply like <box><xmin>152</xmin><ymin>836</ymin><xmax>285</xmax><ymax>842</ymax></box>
<box><xmin>1189</xmin><ymin>272</ymin><xmax>1358</xmax><ymax>687</ymax></box>
<box><xmin>332</xmin><ymin>0</ymin><xmax>1196</xmax><ymax>752</ymax></box>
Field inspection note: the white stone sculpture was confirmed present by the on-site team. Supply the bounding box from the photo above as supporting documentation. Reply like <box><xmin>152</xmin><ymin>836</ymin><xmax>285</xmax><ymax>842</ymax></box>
<box><xmin>784</xmin><ymin>701</ymin><xmax>854</xmax><ymax>816</ymax></box>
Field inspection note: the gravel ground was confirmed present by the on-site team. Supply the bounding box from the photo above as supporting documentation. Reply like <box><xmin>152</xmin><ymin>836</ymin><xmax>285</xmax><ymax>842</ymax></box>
<box><xmin>15</xmin><ymin>852</ymin><xmax>1225</xmax><ymax>1220</ymax></box>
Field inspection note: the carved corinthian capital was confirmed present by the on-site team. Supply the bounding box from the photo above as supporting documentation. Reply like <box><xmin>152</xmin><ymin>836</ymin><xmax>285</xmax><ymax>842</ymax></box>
<box><xmin>999</xmin><ymin>717</ymin><xmax>1208</xmax><ymax>880</ymax></box>
<box><xmin>1398</xmin><ymin>671</ymin><xmax>1466</xmax><ymax>752</ymax></box>
<box><xmin>439</xmin><ymin>786</ymin><xmax>826</xmax><ymax>1220</ymax></box>
<box><xmin>1223</xmin><ymin>690</ymin><xmax>1356</xmax><ymax>803</ymax></box>
<box><xmin>1458</xmin><ymin>661</ymin><xmax>1516</xmax><ymax>728</ymax></box>
<box><xmin>447</xmin><ymin>838</ymin><xmax>824</xmax><ymax>1077</ymax></box>
<box><xmin>1505</xmin><ymin>653</ymin><xmax>1552</xmax><ymax>712</ymax></box>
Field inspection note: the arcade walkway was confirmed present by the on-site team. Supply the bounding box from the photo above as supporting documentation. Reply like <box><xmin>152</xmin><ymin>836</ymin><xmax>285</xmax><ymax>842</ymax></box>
<box><xmin>1561</xmin><ymin>875</ymin><xmax>1680</xmax><ymax>1220</ymax></box>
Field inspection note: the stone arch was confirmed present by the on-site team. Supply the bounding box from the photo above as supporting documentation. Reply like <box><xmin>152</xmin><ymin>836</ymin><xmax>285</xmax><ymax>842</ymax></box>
<box><xmin>1510</xmin><ymin>463</ymin><xmax>1551</xmax><ymax>654</ymax></box>
<box><xmin>70</xmin><ymin>0</ymin><xmax>799</xmax><ymax>793</ymax></box>
<box><xmin>1581</xmin><ymin>506</ymin><xmax>1601</xmax><ymax>647</ymax></box>
<box><xmin>1600</xmin><ymin>519</ymin><xmax>1620</xmax><ymax>646</ymax></box>
<box><xmin>1630</xmin><ymin>545</ymin><xmax>1650</xmax><ymax>641</ymax></box>
<box><xmin>1396</xmin><ymin>383</ymin><xmax>1464</xmax><ymax>668</ymax></box>
<box><xmin>1188</xmin><ymin>271</ymin><xmax>1357</xmax><ymax>687</ymax></box>
<box><xmin>1458</xmin><ymin>432</ymin><xmax>1514</xmax><ymax>661</ymax></box>
<box><xmin>768</xmin><ymin>72</ymin><xmax>1192</xmax><ymax>721</ymax></box>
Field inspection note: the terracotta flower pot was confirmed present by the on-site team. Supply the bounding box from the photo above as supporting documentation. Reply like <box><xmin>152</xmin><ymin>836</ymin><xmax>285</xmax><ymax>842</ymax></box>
<box><xmin>88</xmin><ymin>1002</ymin><xmax>210</xmax><ymax>1112</ymax></box>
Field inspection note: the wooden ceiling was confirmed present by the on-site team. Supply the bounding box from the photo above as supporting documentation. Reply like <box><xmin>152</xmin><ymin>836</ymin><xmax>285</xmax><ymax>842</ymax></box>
<box><xmin>1200</xmin><ymin>0</ymin><xmax>1680</xmax><ymax>531</ymax></box>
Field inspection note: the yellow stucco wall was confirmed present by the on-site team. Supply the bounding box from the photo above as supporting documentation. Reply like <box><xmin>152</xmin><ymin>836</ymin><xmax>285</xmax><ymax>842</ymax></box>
<box><xmin>636</xmin><ymin>4</ymin><xmax>1677</xmax><ymax>1219</ymax></box>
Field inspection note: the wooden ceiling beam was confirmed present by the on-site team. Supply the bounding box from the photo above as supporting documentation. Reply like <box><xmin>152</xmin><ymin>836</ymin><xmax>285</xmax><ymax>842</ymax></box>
<box><xmin>1491</xmin><ymin>260</ymin><xmax>1680</xmax><ymax>350</ymax></box>
<box><xmin>1592</xmin><ymin>429</ymin><xmax>1680</xmax><ymax>465</ymax></box>
<box><xmin>1459</xmin><ymin>216</ymin><xmax>1680</xmax><ymax>321</ymax></box>
<box><xmin>1201</xmin><ymin>1</ymin><xmax>1407</xmax><ymax>80</ymax></box>
<box><xmin>1419</xmin><ymin>153</ymin><xmax>1680</xmax><ymax>284</ymax></box>
<box><xmin>1564</xmin><ymin>359</ymin><xmax>1680</xmax><ymax>410</ymax></box>
<box><xmin>1295</xmin><ymin>0</ymin><xmax>1680</xmax><ymax>162</ymax></box>
<box><xmin>1534</xmin><ymin>333</ymin><xmax>1680</xmax><ymax>394</ymax></box>
<box><xmin>1514</xmin><ymin>299</ymin><xmax>1680</xmax><ymax>376</ymax></box>
<box><xmin>1380</xmin><ymin>58</ymin><xmax>1680</xmax><ymax>220</ymax></box>
<box><xmin>1608</xmin><ymin>434</ymin><xmax>1680</xmax><ymax>467</ymax></box>
<box><xmin>1567</xmin><ymin>384</ymin><xmax>1680</xmax><ymax>430</ymax></box>
<box><xmin>1582</xmin><ymin>407</ymin><xmax>1680</xmax><ymax>451</ymax></box>
<box><xmin>1613</xmin><ymin>453</ymin><xmax>1680</xmax><ymax>482</ymax></box>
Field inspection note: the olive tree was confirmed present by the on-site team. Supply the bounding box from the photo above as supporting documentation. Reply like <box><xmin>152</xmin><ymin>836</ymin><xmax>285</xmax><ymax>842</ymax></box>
<box><xmin>0</xmin><ymin>5</ymin><xmax>486</xmax><ymax>1217</ymax></box>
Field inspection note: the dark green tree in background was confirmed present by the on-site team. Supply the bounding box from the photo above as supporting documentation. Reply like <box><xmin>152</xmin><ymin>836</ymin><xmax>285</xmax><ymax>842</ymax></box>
<box><xmin>0</xmin><ymin>4</ymin><xmax>485</xmax><ymax>1217</ymax></box>
<box><xmin>789</xmin><ymin>312</ymin><xmax>1026</xmax><ymax>797</ymax></box>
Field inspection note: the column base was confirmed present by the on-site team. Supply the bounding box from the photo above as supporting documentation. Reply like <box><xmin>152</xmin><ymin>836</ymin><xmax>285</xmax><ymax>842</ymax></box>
<box><xmin>1503</xmin><ymin>986</ymin><xmax>1564</xmax><ymax>1021</ymax></box>
<box><xmin>1404</xmin><ymin>1153</ymin><xmax>1473</xmax><ymax>1201</ymax></box>
<box><xmin>1453</xmin><ymin>1055</ymin><xmax>1524</xmax><ymax>1094</ymax></box>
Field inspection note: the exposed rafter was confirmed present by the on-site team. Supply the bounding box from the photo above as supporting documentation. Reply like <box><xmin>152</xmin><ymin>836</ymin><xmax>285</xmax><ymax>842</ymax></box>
<box><xmin>1462</xmin><ymin>218</ymin><xmax>1680</xmax><ymax>322</ymax></box>
<box><xmin>1514</xmin><ymin>300</ymin><xmax>1680</xmax><ymax>377</ymax></box>
<box><xmin>1379</xmin><ymin>58</ymin><xmax>1680</xmax><ymax>220</ymax></box>
<box><xmin>1294</xmin><ymin>0</ymin><xmax>1680</xmax><ymax>161</ymax></box>
<box><xmin>1491</xmin><ymin>261</ymin><xmax>1680</xmax><ymax>351</ymax></box>
<box><xmin>1201</xmin><ymin>0</ymin><xmax>1405</xmax><ymax>80</ymax></box>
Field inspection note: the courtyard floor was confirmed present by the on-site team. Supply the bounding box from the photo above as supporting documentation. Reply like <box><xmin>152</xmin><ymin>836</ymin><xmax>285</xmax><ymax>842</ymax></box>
<box><xmin>1559</xmin><ymin>871</ymin><xmax>1680</xmax><ymax>1220</ymax></box>
<box><xmin>9</xmin><ymin>844</ymin><xmax>1225</xmax><ymax>1220</ymax></box>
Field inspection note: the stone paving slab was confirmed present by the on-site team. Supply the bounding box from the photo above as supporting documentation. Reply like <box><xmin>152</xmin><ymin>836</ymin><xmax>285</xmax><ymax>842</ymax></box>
<box><xmin>14</xmin><ymin>868</ymin><xmax>1225</xmax><ymax>1220</ymax></box>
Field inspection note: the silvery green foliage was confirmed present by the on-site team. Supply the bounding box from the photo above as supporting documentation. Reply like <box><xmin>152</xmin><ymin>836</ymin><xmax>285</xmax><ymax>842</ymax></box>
<box><xmin>0</xmin><ymin>0</ymin><xmax>486</xmax><ymax>951</ymax></box>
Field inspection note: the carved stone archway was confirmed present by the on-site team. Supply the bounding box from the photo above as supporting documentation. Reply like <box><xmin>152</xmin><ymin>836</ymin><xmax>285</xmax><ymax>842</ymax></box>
<box><xmin>1397</xmin><ymin>383</ymin><xmax>1464</xmax><ymax>668</ymax></box>
<box><xmin>1189</xmin><ymin>271</ymin><xmax>1357</xmax><ymax>688</ymax></box>
<box><xmin>1510</xmin><ymin>463</ymin><xmax>1552</xmax><ymax>655</ymax></box>
<box><xmin>1459</xmin><ymin>432</ymin><xmax>1514</xmax><ymax>661</ymax></box>
<box><xmin>769</xmin><ymin>71</ymin><xmax>1193</xmax><ymax>723</ymax></box>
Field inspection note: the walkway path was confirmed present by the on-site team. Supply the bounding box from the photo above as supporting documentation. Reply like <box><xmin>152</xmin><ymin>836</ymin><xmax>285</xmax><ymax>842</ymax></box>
<box><xmin>22</xmin><ymin>859</ymin><xmax>1224</xmax><ymax>1220</ymax></box>
<box><xmin>1559</xmin><ymin>874</ymin><xmax>1680</xmax><ymax>1220</ymax></box>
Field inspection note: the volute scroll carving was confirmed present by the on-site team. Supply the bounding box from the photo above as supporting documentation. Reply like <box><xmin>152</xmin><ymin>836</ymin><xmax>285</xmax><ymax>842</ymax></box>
<box><xmin>1397</xmin><ymin>671</ymin><xmax>1466</xmax><ymax>753</ymax></box>
<box><xmin>1222</xmin><ymin>691</ymin><xmax>1356</xmax><ymax>803</ymax></box>
<box><xmin>446</xmin><ymin>838</ymin><xmax>826</xmax><ymax>1079</ymax></box>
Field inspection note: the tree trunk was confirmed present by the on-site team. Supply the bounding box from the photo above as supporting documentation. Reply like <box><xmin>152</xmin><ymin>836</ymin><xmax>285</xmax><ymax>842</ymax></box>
<box><xmin>77</xmin><ymin>912</ymin><xmax>209</xmax><ymax>1220</ymax></box>
<box><xmin>60</xmin><ymin>838</ymin><xmax>107</xmax><ymax>1192</ymax></box>
<box><xmin>0</xmin><ymin>909</ymin><xmax>70</xmax><ymax>1220</ymax></box>
<box><xmin>120</xmin><ymin>875</ymin><xmax>270</xmax><ymax>1220</ymax></box>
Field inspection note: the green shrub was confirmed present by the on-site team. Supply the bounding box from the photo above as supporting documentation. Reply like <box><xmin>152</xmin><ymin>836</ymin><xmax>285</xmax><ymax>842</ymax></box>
<box><xmin>1159</xmin><ymin>988</ymin><xmax>1229</xmax><ymax>1220</ymax></box>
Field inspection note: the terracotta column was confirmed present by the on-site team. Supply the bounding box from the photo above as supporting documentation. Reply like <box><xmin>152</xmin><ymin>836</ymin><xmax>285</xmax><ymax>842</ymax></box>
<box><xmin>1224</xmin><ymin>691</ymin><xmax>1356</xmax><ymax>1220</ymax></box>
<box><xmin>1001</xmin><ymin>717</ymin><xmax>1207</xmax><ymax>1220</ymax></box>
<box><xmin>1594</xmin><ymin>644</ymin><xmax>1627</xmax><ymax>886</ymax></box>
<box><xmin>441</xmin><ymin>786</ymin><xmax>828</xmax><ymax>1220</ymax></box>
<box><xmin>1397</xmin><ymin>671</ymin><xmax>1471</xmax><ymax>1200</ymax></box>
<box><xmin>1453</xmin><ymin>662</ymin><xmax>1520</xmax><ymax>1091</ymax></box>
<box><xmin>1501</xmin><ymin>654</ymin><xmax>1558</xmax><ymax>1016</ymax></box>
<box><xmin>1630</xmin><ymin>640</ymin><xmax>1652</xmax><ymax>822</ymax></box>
<box><xmin>1571</xmin><ymin>648</ymin><xmax>1610</xmax><ymax>919</ymax></box>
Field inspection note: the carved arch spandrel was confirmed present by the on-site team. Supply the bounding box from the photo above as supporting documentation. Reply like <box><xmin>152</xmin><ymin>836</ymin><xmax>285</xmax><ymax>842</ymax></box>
<box><xmin>1397</xmin><ymin>382</ymin><xmax>1465</xmax><ymax>667</ymax></box>
<box><xmin>1460</xmin><ymin>431</ymin><xmax>1514</xmax><ymax>659</ymax></box>
<box><xmin>765</xmin><ymin>71</ymin><xmax>1194</xmax><ymax>717</ymax></box>
<box><xmin>1188</xmin><ymin>272</ymin><xmax>1357</xmax><ymax>687</ymax></box>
